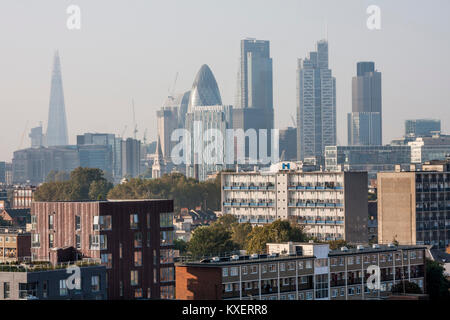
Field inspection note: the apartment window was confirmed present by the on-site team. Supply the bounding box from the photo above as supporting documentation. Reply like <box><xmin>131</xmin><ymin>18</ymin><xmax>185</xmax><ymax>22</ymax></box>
<box><xmin>99</xmin><ymin>215</ymin><xmax>112</xmax><ymax>230</ymax></box>
<box><xmin>101</xmin><ymin>253</ymin><xmax>112</xmax><ymax>269</ymax></box>
<box><xmin>134</xmin><ymin>232</ymin><xmax>142</xmax><ymax>248</ymax></box>
<box><xmin>42</xmin><ymin>281</ymin><xmax>48</xmax><ymax>298</ymax></box>
<box><xmin>417</xmin><ymin>250</ymin><xmax>423</xmax><ymax>259</ymax></box>
<box><xmin>90</xmin><ymin>235</ymin><xmax>100</xmax><ymax>250</ymax></box>
<box><xmin>262</xmin><ymin>265</ymin><xmax>267</xmax><ymax>273</ymax></box>
<box><xmin>49</xmin><ymin>234</ymin><xmax>54</xmax><ymax>248</ymax></box>
<box><xmin>251</xmin><ymin>265</ymin><xmax>257</xmax><ymax>274</ymax></box>
<box><xmin>242</xmin><ymin>266</ymin><xmax>248</xmax><ymax>275</ymax></box>
<box><xmin>147</xmin><ymin>213</ymin><xmax>151</xmax><ymax>229</ymax></box>
<box><xmin>395</xmin><ymin>253</ymin><xmax>401</xmax><ymax>261</ymax></box>
<box><xmin>75</xmin><ymin>215</ymin><xmax>81</xmax><ymax>230</ymax></box>
<box><xmin>120</xmin><ymin>281</ymin><xmax>123</xmax><ymax>297</ymax></box>
<box><xmin>331</xmin><ymin>258</ymin><xmax>337</xmax><ymax>266</ymax></box>
<box><xmin>364</xmin><ymin>255</ymin><xmax>370</xmax><ymax>264</ymax></box>
<box><xmin>306</xmin><ymin>292</ymin><xmax>313</xmax><ymax>300</ymax></box>
<box><xmin>222</xmin><ymin>268</ymin><xmax>228</xmax><ymax>277</ymax></box>
<box><xmin>49</xmin><ymin>214</ymin><xmax>54</xmax><ymax>230</ymax></box>
<box><xmin>348</xmin><ymin>257</ymin><xmax>354</xmax><ymax>265</ymax></box>
<box><xmin>160</xmin><ymin>212</ymin><xmax>174</xmax><ymax>228</ymax></box>
<box><xmin>100</xmin><ymin>235</ymin><xmax>107</xmax><ymax>250</ymax></box>
<box><xmin>160</xmin><ymin>267</ymin><xmax>175</xmax><ymax>282</ymax></box>
<box><xmin>31</xmin><ymin>233</ymin><xmax>40</xmax><ymax>248</ymax></box>
<box><xmin>134</xmin><ymin>251</ymin><xmax>142</xmax><ymax>267</ymax></box>
<box><xmin>298</xmin><ymin>261</ymin><xmax>304</xmax><ymax>269</ymax></box>
<box><xmin>119</xmin><ymin>243</ymin><xmax>123</xmax><ymax>259</ymax></box>
<box><xmin>305</xmin><ymin>260</ymin><xmax>312</xmax><ymax>269</ymax></box>
<box><xmin>93</xmin><ymin>216</ymin><xmax>100</xmax><ymax>231</ymax></box>
<box><xmin>224</xmin><ymin>283</ymin><xmax>232</xmax><ymax>292</ymax></box>
<box><xmin>91</xmin><ymin>275</ymin><xmax>100</xmax><ymax>292</ymax></box>
<box><xmin>3</xmin><ymin>282</ymin><xmax>10</xmax><ymax>299</ymax></box>
<box><xmin>301</xmin><ymin>276</ymin><xmax>308</xmax><ymax>284</ymax></box>
<box><xmin>410</xmin><ymin>251</ymin><xmax>416</xmax><ymax>259</ymax></box>
<box><xmin>59</xmin><ymin>280</ymin><xmax>68</xmax><ymax>296</ymax></box>
<box><xmin>147</xmin><ymin>232</ymin><xmax>151</xmax><ymax>247</ymax></box>
<box><xmin>130</xmin><ymin>214</ymin><xmax>139</xmax><ymax>229</ymax></box>
<box><xmin>160</xmin><ymin>231</ymin><xmax>174</xmax><ymax>246</ymax></box>
<box><xmin>160</xmin><ymin>249</ymin><xmax>174</xmax><ymax>264</ymax></box>
<box><xmin>135</xmin><ymin>288</ymin><xmax>143</xmax><ymax>298</ymax></box>
<box><xmin>230</xmin><ymin>267</ymin><xmax>238</xmax><ymax>276</ymax></box>
<box><xmin>340</xmin><ymin>287</ymin><xmax>345</xmax><ymax>296</ymax></box>
<box><xmin>403</xmin><ymin>252</ymin><xmax>408</xmax><ymax>261</ymax></box>
<box><xmin>372</xmin><ymin>255</ymin><xmax>377</xmax><ymax>263</ymax></box>
<box><xmin>332</xmin><ymin>289</ymin><xmax>338</xmax><ymax>298</ymax></box>
<box><xmin>76</xmin><ymin>234</ymin><xmax>81</xmax><ymax>249</ymax></box>
<box><xmin>280</xmin><ymin>263</ymin><xmax>285</xmax><ymax>272</ymax></box>
<box><xmin>299</xmin><ymin>292</ymin><xmax>304</xmax><ymax>300</ymax></box>
<box><xmin>339</xmin><ymin>257</ymin><xmax>345</xmax><ymax>266</ymax></box>
<box><xmin>356</xmin><ymin>256</ymin><xmax>361</xmax><ymax>264</ymax></box>
<box><xmin>356</xmin><ymin>286</ymin><xmax>361</xmax><ymax>295</ymax></box>
<box><xmin>269</xmin><ymin>264</ymin><xmax>276</xmax><ymax>272</ymax></box>
<box><xmin>288</xmin><ymin>262</ymin><xmax>295</xmax><ymax>270</ymax></box>
<box><xmin>388</xmin><ymin>253</ymin><xmax>393</xmax><ymax>262</ymax></box>
<box><xmin>131</xmin><ymin>270</ymin><xmax>139</xmax><ymax>286</ymax></box>
<box><xmin>348</xmin><ymin>287</ymin><xmax>355</xmax><ymax>296</ymax></box>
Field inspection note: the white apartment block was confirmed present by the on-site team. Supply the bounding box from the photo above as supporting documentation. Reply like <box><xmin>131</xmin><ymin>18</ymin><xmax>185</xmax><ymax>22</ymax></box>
<box><xmin>221</xmin><ymin>162</ymin><xmax>368</xmax><ymax>243</ymax></box>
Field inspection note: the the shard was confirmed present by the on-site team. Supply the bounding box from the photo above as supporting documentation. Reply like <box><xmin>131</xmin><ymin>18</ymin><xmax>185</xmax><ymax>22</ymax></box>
<box><xmin>46</xmin><ymin>51</ymin><xmax>68</xmax><ymax>147</ymax></box>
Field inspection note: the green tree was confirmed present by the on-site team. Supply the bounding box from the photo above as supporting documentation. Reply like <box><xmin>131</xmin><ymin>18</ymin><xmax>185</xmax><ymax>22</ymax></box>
<box><xmin>245</xmin><ymin>220</ymin><xmax>307</xmax><ymax>254</ymax></box>
<box><xmin>391</xmin><ymin>281</ymin><xmax>423</xmax><ymax>295</ymax></box>
<box><xmin>231</xmin><ymin>222</ymin><xmax>253</xmax><ymax>249</ymax></box>
<box><xmin>187</xmin><ymin>225</ymin><xmax>238</xmax><ymax>258</ymax></box>
<box><xmin>327</xmin><ymin>240</ymin><xmax>349</xmax><ymax>250</ymax></box>
<box><xmin>174</xmin><ymin>239</ymin><xmax>188</xmax><ymax>254</ymax></box>
<box><xmin>34</xmin><ymin>167</ymin><xmax>113</xmax><ymax>201</ymax></box>
<box><xmin>426</xmin><ymin>259</ymin><xmax>450</xmax><ymax>300</ymax></box>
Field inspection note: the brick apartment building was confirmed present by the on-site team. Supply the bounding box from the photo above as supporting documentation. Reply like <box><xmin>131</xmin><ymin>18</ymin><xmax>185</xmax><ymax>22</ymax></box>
<box><xmin>30</xmin><ymin>200</ymin><xmax>175</xmax><ymax>300</ymax></box>
<box><xmin>176</xmin><ymin>242</ymin><xmax>426</xmax><ymax>300</ymax></box>
<box><xmin>0</xmin><ymin>227</ymin><xmax>31</xmax><ymax>263</ymax></box>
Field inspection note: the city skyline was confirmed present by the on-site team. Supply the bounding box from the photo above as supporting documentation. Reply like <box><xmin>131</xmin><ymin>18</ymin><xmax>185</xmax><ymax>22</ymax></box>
<box><xmin>1</xmin><ymin>1</ymin><xmax>450</xmax><ymax>162</ymax></box>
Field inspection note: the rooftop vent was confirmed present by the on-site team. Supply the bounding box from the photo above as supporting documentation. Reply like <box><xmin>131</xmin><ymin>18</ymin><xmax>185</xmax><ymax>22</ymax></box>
<box><xmin>250</xmin><ymin>253</ymin><xmax>259</xmax><ymax>259</ymax></box>
<box><xmin>357</xmin><ymin>245</ymin><xmax>365</xmax><ymax>251</ymax></box>
<box><xmin>268</xmin><ymin>253</ymin><xmax>277</xmax><ymax>258</ymax></box>
<box><xmin>372</xmin><ymin>244</ymin><xmax>380</xmax><ymax>249</ymax></box>
<box><xmin>387</xmin><ymin>243</ymin><xmax>396</xmax><ymax>248</ymax></box>
<box><xmin>231</xmin><ymin>255</ymin><xmax>239</xmax><ymax>261</ymax></box>
<box><xmin>340</xmin><ymin>246</ymin><xmax>349</xmax><ymax>252</ymax></box>
<box><xmin>212</xmin><ymin>257</ymin><xmax>220</xmax><ymax>262</ymax></box>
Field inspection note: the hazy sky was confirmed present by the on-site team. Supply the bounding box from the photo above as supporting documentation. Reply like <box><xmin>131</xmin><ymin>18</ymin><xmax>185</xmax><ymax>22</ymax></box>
<box><xmin>1</xmin><ymin>0</ymin><xmax>450</xmax><ymax>161</ymax></box>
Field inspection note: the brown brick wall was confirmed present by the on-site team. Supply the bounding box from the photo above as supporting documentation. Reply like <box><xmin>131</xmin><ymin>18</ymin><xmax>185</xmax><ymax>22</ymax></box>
<box><xmin>176</xmin><ymin>266</ymin><xmax>222</xmax><ymax>300</ymax></box>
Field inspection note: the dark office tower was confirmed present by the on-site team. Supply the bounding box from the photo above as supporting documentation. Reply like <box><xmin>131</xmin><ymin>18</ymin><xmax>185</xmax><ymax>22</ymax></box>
<box><xmin>122</xmin><ymin>138</ymin><xmax>141</xmax><ymax>178</ymax></box>
<box><xmin>297</xmin><ymin>40</ymin><xmax>336</xmax><ymax>161</ymax></box>
<box><xmin>46</xmin><ymin>51</ymin><xmax>68</xmax><ymax>147</ymax></box>
<box><xmin>348</xmin><ymin>61</ymin><xmax>382</xmax><ymax>146</ymax></box>
<box><xmin>234</xmin><ymin>39</ymin><xmax>274</xmax><ymax>160</ymax></box>
<box><xmin>0</xmin><ymin>162</ymin><xmax>5</xmax><ymax>184</ymax></box>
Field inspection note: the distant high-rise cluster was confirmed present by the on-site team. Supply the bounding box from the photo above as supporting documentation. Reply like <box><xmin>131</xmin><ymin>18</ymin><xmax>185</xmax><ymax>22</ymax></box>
<box><xmin>297</xmin><ymin>40</ymin><xmax>336</xmax><ymax>161</ymax></box>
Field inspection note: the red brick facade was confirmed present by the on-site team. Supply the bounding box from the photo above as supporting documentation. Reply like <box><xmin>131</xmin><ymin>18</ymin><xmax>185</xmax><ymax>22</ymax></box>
<box><xmin>176</xmin><ymin>266</ymin><xmax>222</xmax><ymax>300</ymax></box>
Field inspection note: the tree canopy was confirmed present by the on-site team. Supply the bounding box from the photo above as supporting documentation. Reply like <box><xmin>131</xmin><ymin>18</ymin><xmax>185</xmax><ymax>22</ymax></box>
<box><xmin>107</xmin><ymin>172</ymin><xmax>221</xmax><ymax>212</ymax></box>
<box><xmin>426</xmin><ymin>259</ymin><xmax>450</xmax><ymax>300</ymax></box>
<box><xmin>34</xmin><ymin>167</ymin><xmax>113</xmax><ymax>201</ymax></box>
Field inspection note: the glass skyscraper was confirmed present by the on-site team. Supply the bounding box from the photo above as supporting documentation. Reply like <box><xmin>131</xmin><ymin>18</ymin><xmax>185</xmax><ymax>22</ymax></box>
<box><xmin>348</xmin><ymin>61</ymin><xmax>382</xmax><ymax>146</ymax></box>
<box><xmin>405</xmin><ymin>119</ymin><xmax>441</xmax><ymax>137</ymax></box>
<box><xmin>297</xmin><ymin>40</ymin><xmax>336</xmax><ymax>160</ymax></box>
<box><xmin>46</xmin><ymin>51</ymin><xmax>69</xmax><ymax>147</ymax></box>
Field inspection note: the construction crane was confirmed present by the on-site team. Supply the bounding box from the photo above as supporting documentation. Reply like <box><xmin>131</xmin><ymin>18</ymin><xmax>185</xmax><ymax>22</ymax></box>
<box><xmin>132</xmin><ymin>99</ymin><xmax>138</xmax><ymax>140</ymax></box>
<box><xmin>18</xmin><ymin>120</ymin><xmax>29</xmax><ymax>150</ymax></box>
<box><xmin>168</xmin><ymin>72</ymin><xmax>179</xmax><ymax>100</ymax></box>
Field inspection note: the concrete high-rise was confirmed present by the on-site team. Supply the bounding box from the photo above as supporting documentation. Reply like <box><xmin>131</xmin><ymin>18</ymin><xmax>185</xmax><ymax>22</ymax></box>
<box><xmin>297</xmin><ymin>40</ymin><xmax>336</xmax><ymax>160</ymax></box>
<box><xmin>348</xmin><ymin>62</ymin><xmax>382</xmax><ymax>146</ymax></box>
<box><xmin>46</xmin><ymin>51</ymin><xmax>69</xmax><ymax>147</ymax></box>
<box><xmin>234</xmin><ymin>39</ymin><xmax>274</xmax><ymax>160</ymax></box>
